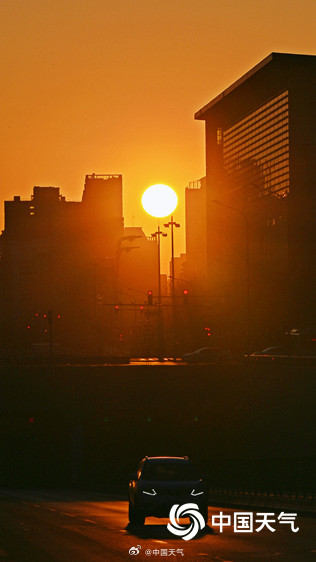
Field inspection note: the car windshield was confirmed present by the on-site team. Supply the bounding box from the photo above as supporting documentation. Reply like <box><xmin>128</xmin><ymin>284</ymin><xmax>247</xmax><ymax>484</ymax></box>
<box><xmin>262</xmin><ymin>347</ymin><xmax>286</xmax><ymax>354</ymax></box>
<box><xmin>141</xmin><ymin>462</ymin><xmax>199</xmax><ymax>482</ymax></box>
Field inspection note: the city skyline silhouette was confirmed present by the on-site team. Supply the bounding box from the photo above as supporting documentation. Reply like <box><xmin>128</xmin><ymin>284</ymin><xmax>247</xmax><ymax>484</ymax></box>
<box><xmin>0</xmin><ymin>0</ymin><xmax>315</xmax><ymax>269</ymax></box>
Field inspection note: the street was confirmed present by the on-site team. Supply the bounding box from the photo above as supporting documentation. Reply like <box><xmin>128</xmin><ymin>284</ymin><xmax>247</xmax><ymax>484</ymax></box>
<box><xmin>0</xmin><ymin>490</ymin><xmax>315</xmax><ymax>561</ymax></box>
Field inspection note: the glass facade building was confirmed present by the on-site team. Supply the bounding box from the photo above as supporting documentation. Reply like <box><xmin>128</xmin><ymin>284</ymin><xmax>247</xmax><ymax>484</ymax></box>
<box><xmin>222</xmin><ymin>90</ymin><xmax>289</xmax><ymax>200</ymax></box>
<box><xmin>195</xmin><ymin>53</ymin><xmax>316</xmax><ymax>343</ymax></box>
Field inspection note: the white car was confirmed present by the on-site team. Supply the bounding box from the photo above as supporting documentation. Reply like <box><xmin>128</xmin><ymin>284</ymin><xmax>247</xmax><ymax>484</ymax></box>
<box><xmin>245</xmin><ymin>346</ymin><xmax>290</xmax><ymax>361</ymax></box>
<box><xmin>182</xmin><ymin>347</ymin><xmax>231</xmax><ymax>364</ymax></box>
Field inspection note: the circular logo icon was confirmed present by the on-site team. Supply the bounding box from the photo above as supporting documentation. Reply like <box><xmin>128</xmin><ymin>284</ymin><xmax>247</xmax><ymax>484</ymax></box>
<box><xmin>167</xmin><ymin>503</ymin><xmax>205</xmax><ymax>541</ymax></box>
<box><xmin>129</xmin><ymin>545</ymin><xmax>141</xmax><ymax>555</ymax></box>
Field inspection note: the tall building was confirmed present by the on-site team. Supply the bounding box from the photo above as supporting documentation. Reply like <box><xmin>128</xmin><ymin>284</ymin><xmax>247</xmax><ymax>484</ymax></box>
<box><xmin>114</xmin><ymin>227</ymin><xmax>158</xmax><ymax>356</ymax></box>
<box><xmin>119</xmin><ymin>226</ymin><xmax>157</xmax><ymax>302</ymax></box>
<box><xmin>185</xmin><ymin>177</ymin><xmax>207</xmax><ymax>292</ymax></box>
<box><xmin>0</xmin><ymin>175</ymin><xmax>125</xmax><ymax>355</ymax></box>
<box><xmin>195</xmin><ymin>53</ymin><xmax>316</xmax><ymax>348</ymax></box>
<box><xmin>0</xmin><ymin>174</ymin><xmax>160</xmax><ymax>356</ymax></box>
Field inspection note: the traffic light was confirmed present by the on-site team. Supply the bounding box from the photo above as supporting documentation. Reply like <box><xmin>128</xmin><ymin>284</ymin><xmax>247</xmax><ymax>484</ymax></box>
<box><xmin>183</xmin><ymin>289</ymin><xmax>189</xmax><ymax>304</ymax></box>
<box><xmin>147</xmin><ymin>290</ymin><xmax>153</xmax><ymax>306</ymax></box>
<box><xmin>115</xmin><ymin>305</ymin><xmax>119</xmax><ymax>313</ymax></box>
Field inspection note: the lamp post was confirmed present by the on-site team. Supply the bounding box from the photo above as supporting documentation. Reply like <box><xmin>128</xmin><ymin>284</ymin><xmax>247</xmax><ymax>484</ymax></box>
<box><xmin>151</xmin><ymin>225</ymin><xmax>167</xmax><ymax>305</ymax></box>
<box><xmin>141</xmin><ymin>184</ymin><xmax>178</xmax><ymax>358</ymax></box>
<box><xmin>164</xmin><ymin>216</ymin><xmax>180</xmax><ymax>356</ymax></box>
<box><xmin>163</xmin><ymin>216</ymin><xmax>180</xmax><ymax>305</ymax></box>
<box><xmin>151</xmin><ymin>225</ymin><xmax>167</xmax><ymax>359</ymax></box>
<box><xmin>212</xmin><ymin>200</ymin><xmax>250</xmax><ymax>354</ymax></box>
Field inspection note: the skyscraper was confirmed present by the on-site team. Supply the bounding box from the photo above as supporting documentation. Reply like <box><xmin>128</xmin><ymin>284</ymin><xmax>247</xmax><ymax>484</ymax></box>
<box><xmin>195</xmin><ymin>53</ymin><xmax>316</xmax><ymax>347</ymax></box>
<box><xmin>0</xmin><ymin>176</ymin><xmax>124</xmax><ymax>355</ymax></box>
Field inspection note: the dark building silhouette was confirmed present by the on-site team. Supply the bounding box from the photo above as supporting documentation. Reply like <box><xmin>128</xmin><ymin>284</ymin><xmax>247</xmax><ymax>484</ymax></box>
<box><xmin>115</xmin><ymin>226</ymin><xmax>158</xmax><ymax>356</ymax></box>
<box><xmin>185</xmin><ymin>178</ymin><xmax>207</xmax><ymax>292</ymax></box>
<box><xmin>0</xmin><ymin>174</ymin><xmax>155</xmax><ymax>356</ymax></box>
<box><xmin>195</xmin><ymin>53</ymin><xmax>316</xmax><ymax>348</ymax></box>
<box><xmin>170</xmin><ymin>178</ymin><xmax>214</xmax><ymax>352</ymax></box>
<box><xmin>120</xmin><ymin>226</ymin><xmax>157</xmax><ymax>303</ymax></box>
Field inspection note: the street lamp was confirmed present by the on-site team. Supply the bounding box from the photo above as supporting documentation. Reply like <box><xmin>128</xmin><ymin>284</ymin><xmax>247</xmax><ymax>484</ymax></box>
<box><xmin>212</xmin><ymin>200</ymin><xmax>250</xmax><ymax>354</ymax></box>
<box><xmin>142</xmin><ymin>184</ymin><xmax>178</xmax><ymax>357</ymax></box>
<box><xmin>151</xmin><ymin>226</ymin><xmax>167</xmax><ymax>305</ymax></box>
<box><xmin>163</xmin><ymin>216</ymin><xmax>181</xmax><ymax>307</ymax></box>
<box><xmin>164</xmin><ymin>216</ymin><xmax>180</xmax><ymax>358</ymax></box>
<box><xmin>142</xmin><ymin>184</ymin><xmax>178</xmax><ymax>299</ymax></box>
<box><xmin>151</xmin><ymin>226</ymin><xmax>167</xmax><ymax>360</ymax></box>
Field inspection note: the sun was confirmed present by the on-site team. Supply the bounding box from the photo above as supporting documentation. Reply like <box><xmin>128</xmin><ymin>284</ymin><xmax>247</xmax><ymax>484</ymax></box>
<box><xmin>142</xmin><ymin>184</ymin><xmax>178</xmax><ymax>218</ymax></box>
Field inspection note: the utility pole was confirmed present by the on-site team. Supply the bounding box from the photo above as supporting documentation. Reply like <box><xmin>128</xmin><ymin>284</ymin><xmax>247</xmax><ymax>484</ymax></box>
<box><xmin>164</xmin><ymin>216</ymin><xmax>180</xmax><ymax>356</ymax></box>
<box><xmin>151</xmin><ymin>224</ymin><xmax>167</xmax><ymax>359</ymax></box>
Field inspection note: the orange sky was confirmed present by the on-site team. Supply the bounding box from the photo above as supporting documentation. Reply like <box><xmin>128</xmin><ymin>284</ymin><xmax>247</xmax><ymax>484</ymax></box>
<box><xmin>0</xmin><ymin>0</ymin><xmax>315</xmax><ymax>272</ymax></box>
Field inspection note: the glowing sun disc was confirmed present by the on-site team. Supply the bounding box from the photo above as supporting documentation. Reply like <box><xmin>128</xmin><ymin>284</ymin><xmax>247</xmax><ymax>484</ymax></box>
<box><xmin>142</xmin><ymin>184</ymin><xmax>178</xmax><ymax>218</ymax></box>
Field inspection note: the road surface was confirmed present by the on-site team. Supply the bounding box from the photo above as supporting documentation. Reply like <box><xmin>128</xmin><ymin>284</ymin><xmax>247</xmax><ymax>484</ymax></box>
<box><xmin>0</xmin><ymin>490</ymin><xmax>315</xmax><ymax>561</ymax></box>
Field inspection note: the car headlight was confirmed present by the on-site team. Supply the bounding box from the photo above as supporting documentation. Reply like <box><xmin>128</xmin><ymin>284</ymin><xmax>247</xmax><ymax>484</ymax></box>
<box><xmin>191</xmin><ymin>489</ymin><xmax>204</xmax><ymax>496</ymax></box>
<box><xmin>142</xmin><ymin>488</ymin><xmax>157</xmax><ymax>496</ymax></box>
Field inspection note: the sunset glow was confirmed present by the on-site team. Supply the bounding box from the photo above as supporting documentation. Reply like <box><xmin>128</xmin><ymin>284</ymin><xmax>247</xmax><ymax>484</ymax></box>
<box><xmin>0</xmin><ymin>1</ymin><xmax>315</xmax><ymax>271</ymax></box>
<box><xmin>142</xmin><ymin>184</ymin><xmax>178</xmax><ymax>218</ymax></box>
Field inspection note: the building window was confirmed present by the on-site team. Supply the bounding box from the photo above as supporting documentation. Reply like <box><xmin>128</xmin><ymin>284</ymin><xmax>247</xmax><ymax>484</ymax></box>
<box><xmin>217</xmin><ymin>128</ymin><xmax>222</xmax><ymax>145</ymax></box>
<box><xmin>222</xmin><ymin>91</ymin><xmax>289</xmax><ymax>200</ymax></box>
